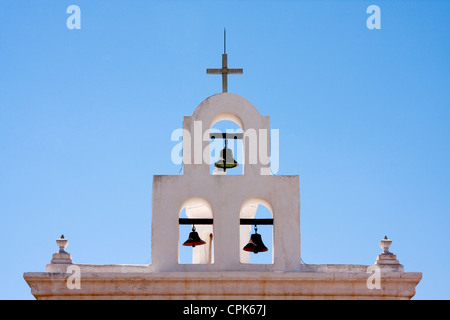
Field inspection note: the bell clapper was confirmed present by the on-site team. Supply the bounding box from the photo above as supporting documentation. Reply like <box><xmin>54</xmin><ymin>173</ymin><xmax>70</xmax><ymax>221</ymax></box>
<box><xmin>192</xmin><ymin>225</ymin><xmax>198</xmax><ymax>247</ymax></box>
<box><xmin>254</xmin><ymin>225</ymin><xmax>258</xmax><ymax>254</ymax></box>
<box><xmin>224</xmin><ymin>139</ymin><xmax>228</xmax><ymax>172</ymax></box>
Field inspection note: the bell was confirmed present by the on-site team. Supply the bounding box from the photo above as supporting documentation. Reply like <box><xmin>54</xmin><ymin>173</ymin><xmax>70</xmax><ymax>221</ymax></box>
<box><xmin>214</xmin><ymin>147</ymin><xmax>238</xmax><ymax>169</ymax></box>
<box><xmin>183</xmin><ymin>226</ymin><xmax>206</xmax><ymax>248</ymax></box>
<box><xmin>243</xmin><ymin>227</ymin><xmax>268</xmax><ymax>254</ymax></box>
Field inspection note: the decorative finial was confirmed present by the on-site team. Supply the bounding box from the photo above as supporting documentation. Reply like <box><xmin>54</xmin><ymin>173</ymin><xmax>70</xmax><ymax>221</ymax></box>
<box><xmin>375</xmin><ymin>235</ymin><xmax>402</xmax><ymax>269</ymax></box>
<box><xmin>379</xmin><ymin>235</ymin><xmax>392</xmax><ymax>255</ymax></box>
<box><xmin>56</xmin><ymin>234</ymin><xmax>69</xmax><ymax>253</ymax></box>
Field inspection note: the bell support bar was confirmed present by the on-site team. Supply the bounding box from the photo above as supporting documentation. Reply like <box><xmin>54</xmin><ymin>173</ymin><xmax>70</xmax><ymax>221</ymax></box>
<box><xmin>210</xmin><ymin>133</ymin><xmax>243</xmax><ymax>140</ymax></box>
<box><xmin>179</xmin><ymin>218</ymin><xmax>273</xmax><ymax>225</ymax></box>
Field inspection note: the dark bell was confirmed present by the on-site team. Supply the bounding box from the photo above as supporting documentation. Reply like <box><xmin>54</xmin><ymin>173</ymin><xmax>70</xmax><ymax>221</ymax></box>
<box><xmin>214</xmin><ymin>147</ymin><xmax>238</xmax><ymax>169</ymax></box>
<box><xmin>183</xmin><ymin>227</ymin><xmax>206</xmax><ymax>248</ymax></box>
<box><xmin>243</xmin><ymin>232</ymin><xmax>268</xmax><ymax>254</ymax></box>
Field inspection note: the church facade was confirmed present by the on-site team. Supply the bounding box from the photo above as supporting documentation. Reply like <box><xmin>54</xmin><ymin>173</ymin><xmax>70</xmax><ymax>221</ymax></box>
<box><xmin>23</xmin><ymin>50</ymin><xmax>422</xmax><ymax>300</ymax></box>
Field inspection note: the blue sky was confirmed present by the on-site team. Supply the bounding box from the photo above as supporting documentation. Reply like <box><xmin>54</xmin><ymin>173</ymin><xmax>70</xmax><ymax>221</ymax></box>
<box><xmin>1</xmin><ymin>0</ymin><xmax>449</xmax><ymax>299</ymax></box>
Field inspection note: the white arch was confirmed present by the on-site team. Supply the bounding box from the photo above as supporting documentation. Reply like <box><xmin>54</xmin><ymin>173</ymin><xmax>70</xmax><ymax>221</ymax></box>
<box><xmin>179</xmin><ymin>197</ymin><xmax>213</xmax><ymax>218</ymax></box>
<box><xmin>240</xmin><ymin>197</ymin><xmax>274</xmax><ymax>218</ymax></box>
<box><xmin>210</xmin><ymin>112</ymin><xmax>244</xmax><ymax>130</ymax></box>
<box><xmin>192</xmin><ymin>93</ymin><xmax>262</xmax><ymax>132</ymax></box>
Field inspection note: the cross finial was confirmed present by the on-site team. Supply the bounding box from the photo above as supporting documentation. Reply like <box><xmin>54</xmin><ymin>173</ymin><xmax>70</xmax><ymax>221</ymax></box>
<box><xmin>207</xmin><ymin>29</ymin><xmax>243</xmax><ymax>93</ymax></box>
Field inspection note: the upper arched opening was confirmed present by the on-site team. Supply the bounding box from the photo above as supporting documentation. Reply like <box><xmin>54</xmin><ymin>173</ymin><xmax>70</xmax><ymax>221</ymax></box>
<box><xmin>192</xmin><ymin>93</ymin><xmax>262</xmax><ymax>131</ymax></box>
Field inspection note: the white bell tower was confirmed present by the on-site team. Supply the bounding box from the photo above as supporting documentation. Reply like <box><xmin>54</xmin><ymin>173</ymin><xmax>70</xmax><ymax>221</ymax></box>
<box><xmin>151</xmin><ymin>92</ymin><xmax>301</xmax><ymax>272</ymax></box>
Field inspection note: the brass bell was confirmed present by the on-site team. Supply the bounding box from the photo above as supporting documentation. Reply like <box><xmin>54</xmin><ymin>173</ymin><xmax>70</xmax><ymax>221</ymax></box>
<box><xmin>183</xmin><ymin>225</ymin><xmax>206</xmax><ymax>248</ymax></box>
<box><xmin>214</xmin><ymin>139</ymin><xmax>238</xmax><ymax>170</ymax></box>
<box><xmin>243</xmin><ymin>226</ymin><xmax>268</xmax><ymax>254</ymax></box>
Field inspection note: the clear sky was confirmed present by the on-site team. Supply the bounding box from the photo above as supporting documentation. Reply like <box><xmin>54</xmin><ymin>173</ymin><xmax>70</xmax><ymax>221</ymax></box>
<box><xmin>0</xmin><ymin>0</ymin><xmax>449</xmax><ymax>299</ymax></box>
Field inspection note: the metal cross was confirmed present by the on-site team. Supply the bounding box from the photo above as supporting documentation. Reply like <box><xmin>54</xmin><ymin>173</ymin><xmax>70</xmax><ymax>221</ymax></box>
<box><xmin>206</xmin><ymin>29</ymin><xmax>243</xmax><ymax>93</ymax></box>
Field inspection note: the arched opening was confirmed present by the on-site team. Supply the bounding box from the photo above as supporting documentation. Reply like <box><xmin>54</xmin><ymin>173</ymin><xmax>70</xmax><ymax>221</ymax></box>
<box><xmin>239</xmin><ymin>198</ymin><xmax>274</xmax><ymax>264</ymax></box>
<box><xmin>178</xmin><ymin>198</ymin><xmax>214</xmax><ymax>264</ymax></box>
<box><xmin>209</xmin><ymin>118</ymin><xmax>243</xmax><ymax>176</ymax></box>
